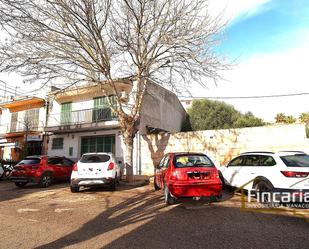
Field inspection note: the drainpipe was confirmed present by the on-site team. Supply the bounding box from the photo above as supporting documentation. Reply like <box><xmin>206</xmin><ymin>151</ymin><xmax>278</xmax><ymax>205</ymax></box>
<box><xmin>138</xmin><ymin>131</ymin><xmax>141</xmax><ymax>175</ymax></box>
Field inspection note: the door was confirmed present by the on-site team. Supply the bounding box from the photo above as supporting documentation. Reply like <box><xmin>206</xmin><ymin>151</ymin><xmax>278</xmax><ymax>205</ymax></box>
<box><xmin>47</xmin><ymin>157</ymin><xmax>64</xmax><ymax>179</ymax></box>
<box><xmin>236</xmin><ymin>155</ymin><xmax>260</xmax><ymax>189</ymax></box>
<box><xmin>62</xmin><ymin>158</ymin><xmax>75</xmax><ymax>178</ymax></box>
<box><xmin>60</xmin><ymin>102</ymin><xmax>72</xmax><ymax>124</ymax></box>
<box><xmin>155</xmin><ymin>156</ymin><xmax>167</xmax><ymax>188</ymax></box>
<box><xmin>221</xmin><ymin>156</ymin><xmax>245</xmax><ymax>187</ymax></box>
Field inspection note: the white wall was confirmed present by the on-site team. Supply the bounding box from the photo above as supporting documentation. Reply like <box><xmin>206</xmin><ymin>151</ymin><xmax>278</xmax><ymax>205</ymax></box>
<box><xmin>47</xmin><ymin>129</ymin><xmax>123</xmax><ymax>161</ymax></box>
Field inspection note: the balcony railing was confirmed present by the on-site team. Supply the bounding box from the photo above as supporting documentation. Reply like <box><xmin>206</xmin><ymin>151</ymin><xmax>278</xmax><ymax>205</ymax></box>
<box><xmin>47</xmin><ymin>107</ymin><xmax>118</xmax><ymax>127</ymax></box>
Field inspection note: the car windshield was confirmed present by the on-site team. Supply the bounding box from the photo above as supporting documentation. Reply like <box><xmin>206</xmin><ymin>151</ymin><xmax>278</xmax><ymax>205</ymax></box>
<box><xmin>280</xmin><ymin>154</ymin><xmax>309</xmax><ymax>167</ymax></box>
<box><xmin>174</xmin><ymin>154</ymin><xmax>214</xmax><ymax>168</ymax></box>
<box><xmin>18</xmin><ymin>158</ymin><xmax>41</xmax><ymax>165</ymax></box>
<box><xmin>80</xmin><ymin>154</ymin><xmax>110</xmax><ymax>163</ymax></box>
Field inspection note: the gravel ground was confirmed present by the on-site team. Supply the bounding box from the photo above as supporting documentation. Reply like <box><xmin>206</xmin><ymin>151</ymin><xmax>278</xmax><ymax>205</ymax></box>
<box><xmin>0</xmin><ymin>179</ymin><xmax>308</xmax><ymax>249</ymax></box>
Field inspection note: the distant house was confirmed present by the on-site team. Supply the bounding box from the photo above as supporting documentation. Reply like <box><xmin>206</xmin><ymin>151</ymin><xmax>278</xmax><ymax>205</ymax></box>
<box><xmin>0</xmin><ymin>96</ymin><xmax>46</xmax><ymax>161</ymax></box>
<box><xmin>45</xmin><ymin>80</ymin><xmax>186</xmax><ymax>174</ymax></box>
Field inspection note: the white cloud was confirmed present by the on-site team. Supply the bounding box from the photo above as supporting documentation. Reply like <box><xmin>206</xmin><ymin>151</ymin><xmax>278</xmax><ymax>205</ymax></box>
<box><xmin>191</xmin><ymin>31</ymin><xmax>309</xmax><ymax>122</ymax></box>
<box><xmin>208</xmin><ymin>0</ymin><xmax>272</xmax><ymax>23</ymax></box>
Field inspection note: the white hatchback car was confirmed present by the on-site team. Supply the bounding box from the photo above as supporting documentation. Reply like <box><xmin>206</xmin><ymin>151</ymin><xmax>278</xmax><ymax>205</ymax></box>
<box><xmin>220</xmin><ymin>151</ymin><xmax>309</xmax><ymax>199</ymax></box>
<box><xmin>70</xmin><ymin>153</ymin><xmax>122</xmax><ymax>192</ymax></box>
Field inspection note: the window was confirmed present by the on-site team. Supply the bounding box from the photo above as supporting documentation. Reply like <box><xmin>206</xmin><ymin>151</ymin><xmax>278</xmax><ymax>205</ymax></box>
<box><xmin>243</xmin><ymin>155</ymin><xmax>259</xmax><ymax>166</ymax></box>
<box><xmin>52</xmin><ymin>138</ymin><xmax>63</xmax><ymax>149</ymax></box>
<box><xmin>174</xmin><ymin>154</ymin><xmax>214</xmax><ymax>168</ymax></box>
<box><xmin>10</xmin><ymin>112</ymin><xmax>18</xmax><ymax>132</ymax></box>
<box><xmin>259</xmin><ymin>156</ymin><xmax>276</xmax><ymax>166</ymax></box>
<box><xmin>280</xmin><ymin>154</ymin><xmax>309</xmax><ymax>167</ymax></box>
<box><xmin>69</xmin><ymin>147</ymin><xmax>73</xmax><ymax>157</ymax></box>
<box><xmin>63</xmin><ymin>158</ymin><xmax>74</xmax><ymax>166</ymax></box>
<box><xmin>228</xmin><ymin>156</ymin><xmax>244</xmax><ymax>167</ymax></box>
<box><xmin>163</xmin><ymin>156</ymin><xmax>170</xmax><ymax>168</ymax></box>
<box><xmin>158</xmin><ymin>156</ymin><xmax>166</xmax><ymax>168</ymax></box>
<box><xmin>25</xmin><ymin>109</ymin><xmax>40</xmax><ymax>129</ymax></box>
<box><xmin>60</xmin><ymin>102</ymin><xmax>72</xmax><ymax>124</ymax></box>
<box><xmin>48</xmin><ymin>157</ymin><xmax>63</xmax><ymax>165</ymax></box>
<box><xmin>93</xmin><ymin>96</ymin><xmax>117</xmax><ymax>121</ymax></box>
<box><xmin>17</xmin><ymin>157</ymin><xmax>41</xmax><ymax>165</ymax></box>
<box><xmin>80</xmin><ymin>154</ymin><xmax>110</xmax><ymax>163</ymax></box>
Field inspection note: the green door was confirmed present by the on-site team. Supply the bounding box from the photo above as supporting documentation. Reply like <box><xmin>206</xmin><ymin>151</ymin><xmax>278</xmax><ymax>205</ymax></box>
<box><xmin>93</xmin><ymin>96</ymin><xmax>116</xmax><ymax>121</ymax></box>
<box><xmin>60</xmin><ymin>102</ymin><xmax>72</xmax><ymax>124</ymax></box>
<box><xmin>81</xmin><ymin>135</ymin><xmax>116</xmax><ymax>155</ymax></box>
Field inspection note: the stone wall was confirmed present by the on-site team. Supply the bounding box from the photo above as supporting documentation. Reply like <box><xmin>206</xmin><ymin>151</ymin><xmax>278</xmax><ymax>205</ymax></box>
<box><xmin>140</xmin><ymin>124</ymin><xmax>309</xmax><ymax>175</ymax></box>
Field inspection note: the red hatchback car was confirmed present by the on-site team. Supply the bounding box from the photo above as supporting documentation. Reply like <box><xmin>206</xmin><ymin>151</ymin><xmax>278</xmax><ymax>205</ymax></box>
<box><xmin>11</xmin><ymin>156</ymin><xmax>75</xmax><ymax>188</ymax></box>
<box><xmin>154</xmin><ymin>153</ymin><xmax>222</xmax><ymax>205</ymax></box>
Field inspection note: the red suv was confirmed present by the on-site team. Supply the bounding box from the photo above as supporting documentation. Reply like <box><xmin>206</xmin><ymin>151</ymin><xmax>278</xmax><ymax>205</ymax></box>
<box><xmin>11</xmin><ymin>156</ymin><xmax>75</xmax><ymax>188</ymax></box>
<box><xmin>154</xmin><ymin>153</ymin><xmax>222</xmax><ymax>205</ymax></box>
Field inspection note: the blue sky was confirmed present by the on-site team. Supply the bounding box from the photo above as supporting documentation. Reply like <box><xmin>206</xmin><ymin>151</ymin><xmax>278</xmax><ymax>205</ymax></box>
<box><xmin>195</xmin><ymin>0</ymin><xmax>309</xmax><ymax>121</ymax></box>
<box><xmin>219</xmin><ymin>0</ymin><xmax>309</xmax><ymax>59</ymax></box>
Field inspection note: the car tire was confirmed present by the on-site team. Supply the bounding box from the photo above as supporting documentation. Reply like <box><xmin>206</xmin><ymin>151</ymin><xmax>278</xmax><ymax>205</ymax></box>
<box><xmin>164</xmin><ymin>185</ymin><xmax>175</xmax><ymax>205</ymax></box>
<box><xmin>154</xmin><ymin>176</ymin><xmax>160</xmax><ymax>190</ymax></box>
<box><xmin>110</xmin><ymin>177</ymin><xmax>116</xmax><ymax>191</ymax></box>
<box><xmin>39</xmin><ymin>173</ymin><xmax>53</xmax><ymax>188</ymax></box>
<box><xmin>255</xmin><ymin>181</ymin><xmax>274</xmax><ymax>204</ymax></box>
<box><xmin>70</xmin><ymin>185</ymin><xmax>80</xmax><ymax>193</ymax></box>
<box><xmin>15</xmin><ymin>182</ymin><xmax>27</xmax><ymax>188</ymax></box>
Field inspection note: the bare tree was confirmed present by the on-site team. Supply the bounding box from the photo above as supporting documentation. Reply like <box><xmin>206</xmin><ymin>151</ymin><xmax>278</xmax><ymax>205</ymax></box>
<box><xmin>0</xmin><ymin>0</ymin><xmax>227</xmax><ymax>182</ymax></box>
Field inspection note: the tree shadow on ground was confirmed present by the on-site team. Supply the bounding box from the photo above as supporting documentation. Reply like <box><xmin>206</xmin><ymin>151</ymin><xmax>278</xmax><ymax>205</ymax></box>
<box><xmin>36</xmin><ymin>188</ymin><xmax>309</xmax><ymax>249</ymax></box>
<box><xmin>35</xmin><ymin>190</ymin><xmax>165</xmax><ymax>249</ymax></box>
<box><xmin>0</xmin><ymin>180</ymin><xmax>69</xmax><ymax>203</ymax></box>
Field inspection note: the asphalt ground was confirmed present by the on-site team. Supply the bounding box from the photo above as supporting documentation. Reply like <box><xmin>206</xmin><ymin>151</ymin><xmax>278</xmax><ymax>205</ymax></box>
<box><xmin>0</xmin><ymin>179</ymin><xmax>308</xmax><ymax>249</ymax></box>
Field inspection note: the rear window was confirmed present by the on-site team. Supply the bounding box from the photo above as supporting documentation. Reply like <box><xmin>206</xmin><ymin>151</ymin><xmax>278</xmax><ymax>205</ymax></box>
<box><xmin>280</xmin><ymin>154</ymin><xmax>309</xmax><ymax>167</ymax></box>
<box><xmin>18</xmin><ymin>158</ymin><xmax>41</xmax><ymax>165</ymax></box>
<box><xmin>174</xmin><ymin>154</ymin><xmax>214</xmax><ymax>168</ymax></box>
<box><xmin>80</xmin><ymin>154</ymin><xmax>110</xmax><ymax>163</ymax></box>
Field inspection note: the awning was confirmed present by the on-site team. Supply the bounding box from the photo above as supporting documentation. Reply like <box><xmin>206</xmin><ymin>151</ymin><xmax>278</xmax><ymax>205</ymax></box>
<box><xmin>0</xmin><ymin>97</ymin><xmax>45</xmax><ymax>113</ymax></box>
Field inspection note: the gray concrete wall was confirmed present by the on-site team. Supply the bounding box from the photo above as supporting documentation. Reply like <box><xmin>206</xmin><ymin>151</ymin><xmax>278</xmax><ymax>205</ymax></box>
<box><xmin>139</xmin><ymin>124</ymin><xmax>309</xmax><ymax>175</ymax></box>
<box><xmin>139</xmin><ymin>82</ymin><xmax>187</xmax><ymax>135</ymax></box>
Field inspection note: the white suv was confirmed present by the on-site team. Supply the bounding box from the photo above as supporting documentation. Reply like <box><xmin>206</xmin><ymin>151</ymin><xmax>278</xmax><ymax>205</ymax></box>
<box><xmin>220</xmin><ymin>151</ymin><xmax>309</xmax><ymax>198</ymax></box>
<box><xmin>70</xmin><ymin>153</ymin><xmax>122</xmax><ymax>192</ymax></box>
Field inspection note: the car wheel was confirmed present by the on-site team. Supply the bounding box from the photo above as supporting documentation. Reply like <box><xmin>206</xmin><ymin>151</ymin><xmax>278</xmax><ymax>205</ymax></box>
<box><xmin>154</xmin><ymin>176</ymin><xmax>160</xmax><ymax>190</ymax></box>
<box><xmin>70</xmin><ymin>185</ymin><xmax>80</xmax><ymax>193</ymax></box>
<box><xmin>110</xmin><ymin>178</ymin><xmax>116</xmax><ymax>191</ymax></box>
<box><xmin>15</xmin><ymin>182</ymin><xmax>27</xmax><ymax>188</ymax></box>
<box><xmin>255</xmin><ymin>181</ymin><xmax>274</xmax><ymax>204</ymax></box>
<box><xmin>164</xmin><ymin>185</ymin><xmax>175</xmax><ymax>205</ymax></box>
<box><xmin>39</xmin><ymin>173</ymin><xmax>53</xmax><ymax>188</ymax></box>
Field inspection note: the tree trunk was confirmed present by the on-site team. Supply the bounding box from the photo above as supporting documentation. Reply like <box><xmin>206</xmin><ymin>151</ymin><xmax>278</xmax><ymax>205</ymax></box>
<box><xmin>123</xmin><ymin>132</ymin><xmax>134</xmax><ymax>183</ymax></box>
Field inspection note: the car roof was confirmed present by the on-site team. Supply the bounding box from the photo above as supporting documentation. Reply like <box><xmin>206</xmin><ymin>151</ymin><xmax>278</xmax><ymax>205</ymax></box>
<box><xmin>168</xmin><ymin>152</ymin><xmax>207</xmax><ymax>156</ymax></box>
<box><xmin>239</xmin><ymin>151</ymin><xmax>307</xmax><ymax>156</ymax></box>
<box><xmin>82</xmin><ymin>152</ymin><xmax>113</xmax><ymax>156</ymax></box>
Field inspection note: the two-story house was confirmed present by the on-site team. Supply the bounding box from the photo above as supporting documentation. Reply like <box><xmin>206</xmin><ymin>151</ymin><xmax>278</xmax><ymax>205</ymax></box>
<box><xmin>0</xmin><ymin>96</ymin><xmax>46</xmax><ymax>162</ymax></box>
<box><xmin>45</xmin><ymin>80</ymin><xmax>187</xmax><ymax>174</ymax></box>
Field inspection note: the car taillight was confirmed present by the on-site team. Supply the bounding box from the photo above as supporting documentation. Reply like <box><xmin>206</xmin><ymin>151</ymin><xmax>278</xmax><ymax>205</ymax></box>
<box><xmin>108</xmin><ymin>162</ymin><xmax>115</xmax><ymax>170</ymax></box>
<box><xmin>72</xmin><ymin>163</ymin><xmax>78</xmax><ymax>171</ymax></box>
<box><xmin>281</xmin><ymin>171</ymin><xmax>309</xmax><ymax>178</ymax></box>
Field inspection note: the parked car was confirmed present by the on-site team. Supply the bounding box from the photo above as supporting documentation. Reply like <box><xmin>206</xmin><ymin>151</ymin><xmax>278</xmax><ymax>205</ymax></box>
<box><xmin>11</xmin><ymin>156</ymin><xmax>75</xmax><ymax>188</ymax></box>
<box><xmin>70</xmin><ymin>152</ymin><xmax>122</xmax><ymax>192</ymax></box>
<box><xmin>154</xmin><ymin>152</ymin><xmax>222</xmax><ymax>205</ymax></box>
<box><xmin>220</xmin><ymin>151</ymin><xmax>309</xmax><ymax>201</ymax></box>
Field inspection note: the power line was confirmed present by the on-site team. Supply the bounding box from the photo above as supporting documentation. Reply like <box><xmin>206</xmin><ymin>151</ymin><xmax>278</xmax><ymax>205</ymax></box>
<box><xmin>179</xmin><ymin>92</ymin><xmax>309</xmax><ymax>100</ymax></box>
